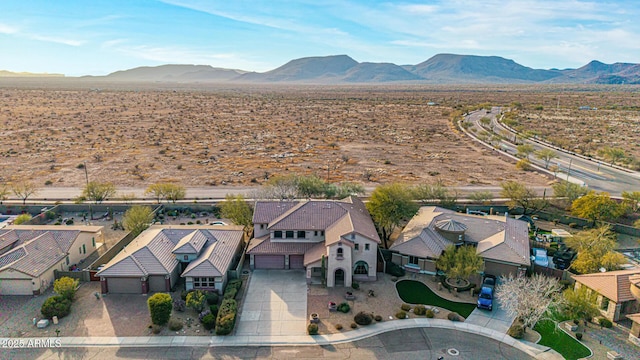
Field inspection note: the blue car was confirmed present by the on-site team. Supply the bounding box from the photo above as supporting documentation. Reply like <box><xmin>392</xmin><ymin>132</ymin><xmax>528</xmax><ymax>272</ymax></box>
<box><xmin>477</xmin><ymin>275</ymin><xmax>496</xmax><ymax>311</ymax></box>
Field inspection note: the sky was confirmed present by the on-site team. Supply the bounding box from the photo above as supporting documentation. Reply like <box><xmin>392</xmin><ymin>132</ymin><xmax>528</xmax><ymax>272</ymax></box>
<box><xmin>1</xmin><ymin>0</ymin><xmax>639</xmax><ymax>76</ymax></box>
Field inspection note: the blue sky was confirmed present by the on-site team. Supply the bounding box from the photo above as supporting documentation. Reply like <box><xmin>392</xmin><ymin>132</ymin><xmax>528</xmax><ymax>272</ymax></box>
<box><xmin>1</xmin><ymin>0</ymin><xmax>639</xmax><ymax>76</ymax></box>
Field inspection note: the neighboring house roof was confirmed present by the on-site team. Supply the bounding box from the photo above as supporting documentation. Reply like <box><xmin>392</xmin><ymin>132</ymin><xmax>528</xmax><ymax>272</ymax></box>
<box><xmin>181</xmin><ymin>230</ymin><xmax>244</xmax><ymax>278</ymax></box>
<box><xmin>391</xmin><ymin>206</ymin><xmax>530</xmax><ymax>266</ymax></box>
<box><xmin>572</xmin><ymin>269</ymin><xmax>640</xmax><ymax>303</ymax></box>
<box><xmin>627</xmin><ymin>313</ymin><xmax>640</xmax><ymax>324</ymax></box>
<box><xmin>171</xmin><ymin>230</ymin><xmax>209</xmax><ymax>254</ymax></box>
<box><xmin>0</xmin><ymin>226</ymin><xmax>101</xmax><ymax>277</ymax></box>
<box><xmin>97</xmin><ymin>225</ymin><xmax>243</xmax><ymax>278</ymax></box>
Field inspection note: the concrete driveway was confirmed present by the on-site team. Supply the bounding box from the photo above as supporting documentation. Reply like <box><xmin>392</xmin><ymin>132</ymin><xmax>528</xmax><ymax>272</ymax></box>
<box><xmin>235</xmin><ymin>270</ymin><xmax>307</xmax><ymax>336</ymax></box>
<box><xmin>465</xmin><ymin>300</ymin><xmax>514</xmax><ymax>333</ymax></box>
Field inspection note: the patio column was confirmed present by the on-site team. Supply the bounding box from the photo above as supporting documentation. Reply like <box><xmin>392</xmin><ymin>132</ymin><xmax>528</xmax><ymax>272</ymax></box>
<box><xmin>165</xmin><ymin>274</ymin><xmax>171</xmax><ymax>291</ymax></box>
<box><xmin>141</xmin><ymin>277</ymin><xmax>148</xmax><ymax>294</ymax></box>
<box><xmin>100</xmin><ymin>277</ymin><xmax>108</xmax><ymax>294</ymax></box>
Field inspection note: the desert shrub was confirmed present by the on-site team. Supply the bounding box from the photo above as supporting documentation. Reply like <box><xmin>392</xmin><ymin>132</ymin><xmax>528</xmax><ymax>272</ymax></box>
<box><xmin>41</xmin><ymin>296</ymin><xmax>72</xmax><ymax>319</ymax></box>
<box><xmin>209</xmin><ymin>305</ymin><xmax>219</xmax><ymax>317</ymax></box>
<box><xmin>447</xmin><ymin>312</ymin><xmax>461</xmax><ymax>322</ymax></box>
<box><xmin>559</xmin><ymin>279</ymin><xmax>572</xmax><ymax>289</ymax></box>
<box><xmin>386</xmin><ymin>262</ymin><xmax>406</xmax><ymax>277</ymax></box>
<box><xmin>414</xmin><ymin>305</ymin><xmax>426</xmax><ymax>316</ymax></box>
<box><xmin>173</xmin><ymin>299</ymin><xmax>186</xmax><ymax>312</ymax></box>
<box><xmin>180</xmin><ymin>289</ymin><xmax>193</xmax><ymax>301</ymax></box>
<box><xmin>335</xmin><ymin>324</ymin><xmax>343</xmax><ymax>330</ymax></box>
<box><xmin>516</xmin><ymin>158</ymin><xmax>532</xmax><ymax>171</ymax></box>
<box><xmin>354</xmin><ymin>312</ymin><xmax>373</xmax><ymax>326</ymax></box>
<box><xmin>350</xmin><ymin>323</ymin><xmax>358</xmax><ymax>329</ymax></box>
<box><xmin>599</xmin><ymin>318</ymin><xmax>613</xmax><ymax>328</ymax></box>
<box><xmin>186</xmin><ymin>290</ymin><xmax>206</xmax><ymax>312</ymax></box>
<box><xmin>426</xmin><ymin>309</ymin><xmax>435</xmax><ymax>318</ymax></box>
<box><xmin>396</xmin><ymin>311</ymin><xmax>407</xmax><ymax>319</ymax></box>
<box><xmin>53</xmin><ymin>276</ymin><xmax>79</xmax><ymax>301</ymax></box>
<box><xmin>337</xmin><ymin>302</ymin><xmax>350</xmax><ymax>313</ymax></box>
<box><xmin>168</xmin><ymin>318</ymin><xmax>183</xmax><ymax>331</ymax></box>
<box><xmin>374</xmin><ymin>315</ymin><xmax>383</xmax><ymax>322</ymax></box>
<box><xmin>215</xmin><ymin>298</ymin><xmax>238</xmax><ymax>335</ymax></box>
<box><xmin>308</xmin><ymin>323</ymin><xmax>319</xmax><ymax>335</ymax></box>
<box><xmin>223</xmin><ymin>287</ymin><xmax>238</xmax><ymax>300</ymax></box>
<box><xmin>401</xmin><ymin>303</ymin><xmax>411</xmax><ymax>311</ymax></box>
<box><xmin>14</xmin><ymin>213</ymin><xmax>32</xmax><ymax>225</ymax></box>
<box><xmin>507</xmin><ymin>324</ymin><xmax>525</xmax><ymax>339</ymax></box>
<box><xmin>65</xmin><ymin>219</ymin><xmax>74</xmax><ymax>225</ymax></box>
<box><xmin>147</xmin><ymin>293</ymin><xmax>172</xmax><ymax>325</ymax></box>
<box><xmin>227</xmin><ymin>279</ymin><xmax>242</xmax><ymax>291</ymax></box>
<box><xmin>576</xmin><ymin>332</ymin><xmax>583</xmax><ymax>340</ymax></box>
<box><xmin>151</xmin><ymin>324</ymin><xmax>162</xmax><ymax>334</ymax></box>
<box><xmin>202</xmin><ymin>313</ymin><xmax>216</xmax><ymax>330</ymax></box>
<box><xmin>205</xmin><ymin>291</ymin><xmax>219</xmax><ymax>305</ymax></box>
<box><xmin>199</xmin><ymin>310</ymin><xmax>211</xmax><ymax>322</ymax></box>
<box><xmin>351</xmin><ymin>282</ymin><xmax>360</xmax><ymax>290</ymax></box>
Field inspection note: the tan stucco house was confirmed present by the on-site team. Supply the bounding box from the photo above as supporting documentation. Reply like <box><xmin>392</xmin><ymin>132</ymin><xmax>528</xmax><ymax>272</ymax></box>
<box><xmin>390</xmin><ymin>206</ymin><xmax>530</xmax><ymax>278</ymax></box>
<box><xmin>0</xmin><ymin>225</ymin><xmax>103</xmax><ymax>295</ymax></box>
<box><xmin>248</xmin><ymin>196</ymin><xmax>380</xmax><ymax>287</ymax></box>
<box><xmin>572</xmin><ymin>269</ymin><xmax>640</xmax><ymax>322</ymax></box>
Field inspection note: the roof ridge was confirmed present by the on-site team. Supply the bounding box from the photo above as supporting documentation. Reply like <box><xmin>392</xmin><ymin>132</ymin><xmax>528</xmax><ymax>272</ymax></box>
<box><xmin>268</xmin><ymin>201</ymin><xmax>308</xmax><ymax>228</ymax></box>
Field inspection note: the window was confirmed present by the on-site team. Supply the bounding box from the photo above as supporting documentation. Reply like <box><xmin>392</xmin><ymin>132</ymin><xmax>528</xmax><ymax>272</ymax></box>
<box><xmin>409</xmin><ymin>256</ymin><xmax>419</xmax><ymax>265</ymax></box>
<box><xmin>321</xmin><ymin>230</ymin><xmax>325</xmax><ymax>236</ymax></box>
<box><xmin>66</xmin><ymin>256</ymin><xmax>69</xmax><ymax>265</ymax></box>
<box><xmin>260</xmin><ymin>224</ymin><xmax>264</xmax><ymax>229</ymax></box>
<box><xmin>354</xmin><ymin>244</ymin><xmax>359</xmax><ymax>251</ymax></box>
<box><xmin>208</xmin><ymin>277</ymin><xmax>216</xmax><ymax>287</ymax></box>
<box><xmin>314</xmin><ymin>231</ymin><xmax>318</xmax><ymax>236</ymax></box>
<box><xmin>194</xmin><ymin>277</ymin><xmax>201</xmax><ymax>287</ymax></box>
<box><xmin>79</xmin><ymin>247</ymin><xmax>82</xmax><ymax>254</ymax></box>
<box><xmin>184</xmin><ymin>255</ymin><xmax>189</xmax><ymax>261</ymax></box>
<box><xmin>365</xmin><ymin>244</ymin><xmax>370</xmax><ymax>251</ymax></box>
<box><xmin>82</xmin><ymin>244</ymin><xmax>86</xmax><ymax>254</ymax></box>
<box><xmin>274</xmin><ymin>231</ymin><xmax>283</xmax><ymax>238</ymax></box>
<box><xmin>337</xmin><ymin>247</ymin><xmax>344</xmax><ymax>258</ymax></box>
<box><xmin>285</xmin><ymin>230</ymin><xmax>294</xmax><ymax>238</ymax></box>
<box><xmin>601</xmin><ymin>297</ymin><xmax>610</xmax><ymax>310</ymax></box>
<box><xmin>350</xmin><ymin>233</ymin><xmax>355</xmax><ymax>240</ymax></box>
<box><xmin>92</xmin><ymin>237</ymin><xmax>96</xmax><ymax>247</ymax></box>
<box><xmin>354</xmin><ymin>261</ymin><xmax>368</xmax><ymax>275</ymax></box>
<box><xmin>297</xmin><ymin>230</ymin><xmax>306</xmax><ymax>239</ymax></box>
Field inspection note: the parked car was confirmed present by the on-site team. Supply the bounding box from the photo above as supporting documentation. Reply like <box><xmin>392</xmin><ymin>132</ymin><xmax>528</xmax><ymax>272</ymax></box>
<box><xmin>553</xmin><ymin>250</ymin><xmax>575</xmax><ymax>270</ymax></box>
<box><xmin>477</xmin><ymin>274</ymin><xmax>496</xmax><ymax>311</ymax></box>
<box><xmin>533</xmin><ymin>248</ymin><xmax>549</xmax><ymax>268</ymax></box>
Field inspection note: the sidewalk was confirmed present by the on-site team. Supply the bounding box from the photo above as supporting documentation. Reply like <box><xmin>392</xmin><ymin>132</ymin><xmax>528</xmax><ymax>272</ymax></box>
<box><xmin>0</xmin><ymin>318</ymin><xmax>563</xmax><ymax>359</ymax></box>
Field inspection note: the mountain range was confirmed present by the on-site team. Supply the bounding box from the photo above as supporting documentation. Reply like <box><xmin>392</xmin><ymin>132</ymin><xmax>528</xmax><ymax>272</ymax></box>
<box><xmin>5</xmin><ymin>54</ymin><xmax>640</xmax><ymax>84</ymax></box>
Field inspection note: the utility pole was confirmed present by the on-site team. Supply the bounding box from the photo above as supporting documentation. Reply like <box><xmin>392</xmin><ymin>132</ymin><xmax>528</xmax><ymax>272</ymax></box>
<box><xmin>84</xmin><ymin>162</ymin><xmax>93</xmax><ymax>222</ymax></box>
<box><xmin>566</xmin><ymin>158</ymin><xmax>573</xmax><ymax>181</ymax></box>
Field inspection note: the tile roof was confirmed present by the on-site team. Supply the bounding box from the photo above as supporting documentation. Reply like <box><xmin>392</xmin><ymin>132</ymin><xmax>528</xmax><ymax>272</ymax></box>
<box><xmin>171</xmin><ymin>230</ymin><xmax>209</xmax><ymax>254</ymax></box>
<box><xmin>304</xmin><ymin>242</ymin><xmax>327</xmax><ymax>266</ymax></box>
<box><xmin>181</xmin><ymin>230</ymin><xmax>243</xmax><ymax>278</ymax></box>
<box><xmin>246</xmin><ymin>235</ymin><xmax>317</xmax><ymax>255</ymax></box>
<box><xmin>268</xmin><ymin>201</ymin><xmax>345</xmax><ymax>231</ymax></box>
<box><xmin>252</xmin><ymin>201</ymin><xmax>298</xmax><ymax>224</ymax></box>
<box><xmin>573</xmin><ymin>269</ymin><xmax>640</xmax><ymax>303</ymax></box>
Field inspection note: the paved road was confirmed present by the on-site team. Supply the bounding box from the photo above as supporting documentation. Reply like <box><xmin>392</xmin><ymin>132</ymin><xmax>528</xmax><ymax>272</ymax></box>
<box><xmin>3</xmin><ymin>328</ymin><xmax>536</xmax><ymax>360</ymax></box>
<box><xmin>466</xmin><ymin>108</ymin><xmax>640</xmax><ymax>196</ymax></box>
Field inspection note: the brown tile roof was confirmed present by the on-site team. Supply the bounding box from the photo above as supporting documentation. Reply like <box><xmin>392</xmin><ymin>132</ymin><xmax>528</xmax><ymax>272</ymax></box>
<box><xmin>171</xmin><ymin>230</ymin><xmax>209</xmax><ymax>254</ymax></box>
<box><xmin>252</xmin><ymin>201</ymin><xmax>298</xmax><ymax>224</ymax></box>
<box><xmin>181</xmin><ymin>230</ymin><xmax>244</xmax><ymax>278</ymax></box>
<box><xmin>477</xmin><ymin>218</ymin><xmax>530</xmax><ymax>266</ymax></box>
<box><xmin>304</xmin><ymin>242</ymin><xmax>327</xmax><ymax>266</ymax></box>
<box><xmin>246</xmin><ymin>235</ymin><xmax>317</xmax><ymax>255</ymax></box>
<box><xmin>573</xmin><ymin>269</ymin><xmax>640</xmax><ymax>303</ymax></box>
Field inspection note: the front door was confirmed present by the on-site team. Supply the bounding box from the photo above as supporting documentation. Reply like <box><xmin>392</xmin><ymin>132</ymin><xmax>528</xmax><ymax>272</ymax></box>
<box><xmin>334</xmin><ymin>268</ymin><xmax>345</xmax><ymax>287</ymax></box>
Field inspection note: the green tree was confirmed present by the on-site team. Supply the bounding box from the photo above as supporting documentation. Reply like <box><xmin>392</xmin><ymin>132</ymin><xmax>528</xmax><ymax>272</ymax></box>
<box><xmin>220</xmin><ymin>194</ymin><xmax>254</xmax><ymax>238</ymax></box>
<box><xmin>535</xmin><ymin>149</ymin><xmax>557</xmax><ymax>169</ymax></box>
<box><xmin>366</xmin><ymin>183</ymin><xmax>419</xmax><ymax>249</ymax></box>
<box><xmin>13</xmin><ymin>213</ymin><xmax>32</xmax><ymax>225</ymax></box>
<box><xmin>147</xmin><ymin>293</ymin><xmax>172</xmax><ymax>325</ymax></box>
<box><xmin>468</xmin><ymin>191</ymin><xmax>493</xmax><ymax>203</ymax></box>
<box><xmin>332</xmin><ymin>182</ymin><xmax>365</xmax><ymax>199</ymax></box>
<box><xmin>41</xmin><ymin>296</ymin><xmax>72</xmax><ymax>320</ymax></box>
<box><xmin>145</xmin><ymin>183</ymin><xmax>166</xmax><ymax>203</ymax></box>
<box><xmin>622</xmin><ymin>191</ymin><xmax>640</xmax><ymax>213</ymax></box>
<box><xmin>598</xmin><ymin>146</ymin><xmax>626</xmax><ymax>165</ymax></box>
<box><xmin>563</xmin><ymin>286</ymin><xmax>599</xmax><ymax>323</ymax></box>
<box><xmin>411</xmin><ymin>181</ymin><xmax>456</xmax><ymax>207</ymax></box>
<box><xmin>500</xmin><ymin>181</ymin><xmax>548</xmax><ymax>215</ymax></box>
<box><xmin>123</xmin><ymin>205</ymin><xmax>154</xmax><ymax>237</ymax></box>
<box><xmin>552</xmin><ymin>181</ymin><xmax>588</xmax><ymax>208</ymax></box>
<box><xmin>436</xmin><ymin>245</ymin><xmax>483</xmax><ymax>285</ymax></box>
<box><xmin>53</xmin><ymin>277</ymin><xmax>79</xmax><ymax>301</ymax></box>
<box><xmin>186</xmin><ymin>290</ymin><xmax>206</xmax><ymax>312</ymax></box>
<box><xmin>516</xmin><ymin>144</ymin><xmax>535</xmax><ymax>159</ymax></box>
<box><xmin>163</xmin><ymin>183</ymin><xmax>186</xmax><ymax>203</ymax></box>
<box><xmin>571</xmin><ymin>191</ymin><xmax>625</xmax><ymax>225</ymax></box>
<box><xmin>565</xmin><ymin>226</ymin><xmax>626</xmax><ymax>274</ymax></box>
<box><xmin>296</xmin><ymin>175</ymin><xmax>326</xmax><ymax>198</ymax></box>
<box><xmin>82</xmin><ymin>181</ymin><xmax>116</xmax><ymax>204</ymax></box>
<box><xmin>11</xmin><ymin>181</ymin><xmax>38</xmax><ymax>205</ymax></box>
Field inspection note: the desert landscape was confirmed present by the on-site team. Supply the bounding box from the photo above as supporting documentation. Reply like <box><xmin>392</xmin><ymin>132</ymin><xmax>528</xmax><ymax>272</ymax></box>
<box><xmin>1</xmin><ymin>80</ymin><xmax>638</xmax><ymax>189</ymax></box>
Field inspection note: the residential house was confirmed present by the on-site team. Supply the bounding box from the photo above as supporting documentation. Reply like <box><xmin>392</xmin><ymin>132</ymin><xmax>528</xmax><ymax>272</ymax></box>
<box><xmin>572</xmin><ymin>269</ymin><xmax>640</xmax><ymax>322</ymax></box>
<box><xmin>247</xmin><ymin>196</ymin><xmax>380</xmax><ymax>287</ymax></box>
<box><xmin>96</xmin><ymin>225</ymin><xmax>244</xmax><ymax>294</ymax></box>
<box><xmin>0</xmin><ymin>225</ymin><xmax>104</xmax><ymax>295</ymax></box>
<box><xmin>629</xmin><ymin>274</ymin><xmax>640</xmax><ymax>347</ymax></box>
<box><xmin>390</xmin><ymin>206</ymin><xmax>530</xmax><ymax>278</ymax></box>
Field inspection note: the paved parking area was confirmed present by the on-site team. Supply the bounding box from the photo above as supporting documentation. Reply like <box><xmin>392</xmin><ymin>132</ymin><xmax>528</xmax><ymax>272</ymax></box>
<box><xmin>235</xmin><ymin>270</ymin><xmax>307</xmax><ymax>336</ymax></box>
<box><xmin>465</xmin><ymin>301</ymin><xmax>514</xmax><ymax>333</ymax></box>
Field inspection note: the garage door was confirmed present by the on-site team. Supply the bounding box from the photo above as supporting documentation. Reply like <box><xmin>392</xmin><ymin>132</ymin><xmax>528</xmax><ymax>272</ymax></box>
<box><xmin>107</xmin><ymin>277</ymin><xmax>141</xmax><ymax>294</ymax></box>
<box><xmin>289</xmin><ymin>255</ymin><xmax>305</xmax><ymax>269</ymax></box>
<box><xmin>149</xmin><ymin>275</ymin><xmax>167</xmax><ymax>292</ymax></box>
<box><xmin>0</xmin><ymin>279</ymin><xmax>32</xmax><ymax>295</ymax></box>
<box><xmin>254</xmin><ymin>255</ymin><xmax>285</xmax><ymax>269</ymax></box>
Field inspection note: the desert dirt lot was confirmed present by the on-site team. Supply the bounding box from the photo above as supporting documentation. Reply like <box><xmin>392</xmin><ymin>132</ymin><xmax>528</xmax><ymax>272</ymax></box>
<box><xmin>0</xmin><ymin>83</ymin><xmax>568</xmax><ymax>189</ymax></box>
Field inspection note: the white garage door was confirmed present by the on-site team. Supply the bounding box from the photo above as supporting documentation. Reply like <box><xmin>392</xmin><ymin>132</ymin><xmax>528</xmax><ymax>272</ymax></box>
<box><xmin>254</xmin><ymin>255</ymin><xmax>285</xmax><ymax>269</ymax></box>
<box><xmin>289</xmin><ymin>255</ymin><xmax>305</xmax><ymax>269</ymax></box>
<box><xmin>0</xmin><ymin>279</ymin><xmax>33</xmax><ymax>295</ymax></box>
<box><xmin>107</xmin><ymin>277</ymin><xmax>141</xmax><ymax>294</ymax></box>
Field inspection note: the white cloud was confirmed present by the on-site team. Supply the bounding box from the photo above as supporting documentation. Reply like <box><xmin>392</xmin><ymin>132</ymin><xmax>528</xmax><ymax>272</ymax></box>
<box><xmin>0</xmin><ymin>23</ymin><xmax>18</xmax><ymax>34</ymax></box>
<box><xmin>28</xmin><ymin>34</ymin><xmax>85</xmax><ymax>46</ymax></box>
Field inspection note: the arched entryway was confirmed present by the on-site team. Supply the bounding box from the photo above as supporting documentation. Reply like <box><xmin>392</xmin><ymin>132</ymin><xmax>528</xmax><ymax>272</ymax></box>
<box><xmin>334</xmin><ymin>268</ymin><xmax>345</xmax><ymax>287</ymax></box>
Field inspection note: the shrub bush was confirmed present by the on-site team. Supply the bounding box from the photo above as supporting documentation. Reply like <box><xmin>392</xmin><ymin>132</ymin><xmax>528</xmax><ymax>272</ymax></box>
<box><xmin>335</xmin><ymin>324</ymin><xmax>343</xmax><ymax>330</ymax></box>
<box><xmin>180</xmin><ymin>289</ymin><xmax>193</xmax><ymax>301</ymax></box>
<box><xmin>447</xmin><ymin>312</ymin><xmax>461</xmax><ymax>322</ymax></box>
<box><xmin>227</xmin><ymin>279</ymin><xmax>242</xmax><ymax>291</ymax></box>
<box><xmin>198</xmin><ymin>310</ymin><xmax>211</xmax><ymax>322</ymax></box>
<box><xmin>151</xmin><ymin>324</ymin><xmax>162</xmax><ymax>334</ymax></box>
<box><xmin>413</xmin><ymin>304</ymin><xmax>426</xmax><ymax>316</ymax></box>
<box><xmin>576</xmin><ymin>332</ymin><xmax>583</xmax><ymax>340</ymax></box>
<box><xmin>215</xmin><ymin>298</ymin><xmax>238</xmax><ymax>335</ymax></box>
<box><xmin>386</xmin><ymin>262</ymin><xmax>406</xmax><ymax>277</ymax></box>
<box><xmin>186</xmin><ymin>290</ymin><xmax>206</xmax><ymax>312</ymax></box>
<box><xmin>205</xmin><ymin>292</ymin><xmax>219</xmax><ymax>305</ymax></box>
<box><xmin>308</xmin><ymin>323</ymin><xmax>319</xmax><ymax>335</ymax></box>
<box><xmin>401</xmin><ymin>303</ymin><xmax>411</xmax><ymax>311</ymax></box>
<box><xmin>210</xmin><ymin>304</ymin><xmax>219</xmax><ymax>317</ymax></box>
<box><xmin>426</xmin><ymin>309</ymin><xmax>435</xmax><ymax>318</ymax></box>
<box><xmin>559</xmin><ymin>280</ymin><xmax>572</xmax><ymax>289</ymax></box>
<box><xmin>173</xmin><ymin>299</ymin><xmax>186</xmax><ymax>312</ymax></box>
<box><xmin>351</xmin><ymin>282</ymin><xmax>360</xmax><ymax>290</ymax></box>
<box><xmin>354</xmin><ymin>312</ymin><xmax>373</xmax><ymax>326</ymax></box>
<box><xmin>168</xmin><ymin>318</ymin><xmax>183</xmax><ymax>331</ymax></box>
<box><xmin>396</xmin><ymin>311</ymin><xmax>407</xmax><ymax>319</ymax></box>
<box><xmin>53</xmin><ymin>276</ymin><xmax>79</xmax><ymax>301</ymax></box>
<box><xmin>350</xmin><ymin>323</ymin><xmax>358</xmax><ymax>329</ymax></box>
<box><xmin>202</xmin><ymin>314</ymin><xmax>216</xmax><ymax>330</ymax></box>
<box><xmin>599</xmin><ymin>318</ymin><xmax>613</xmax><ymax>328</ymax></box>
<box><xmin>147</xmin><ymin>293</ymin><xmax>172</xmax><ymax>325</ymax></box>
<box><xmin>374</xmin><ymin>315</ymin><xmax>383</xmax><ymax>322</ymax></box>
<box><xmin>223</xmin><ymin>287</ymin><xmax>238</xmax><ymax>300</ymax></box>
<box><xmin>507</xmin><ymin>324</ymin><xmax>525</xmax><ymax>339</ymax></box>
<box><xmin>41</xmin><ymin>296</ymin><xmax>72</xmax><ymax>319</ymax></box>
<box><xmin>337</xmin><ymin>302</ymin><xmax>350</xmax><ymax>313</ymax></box>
